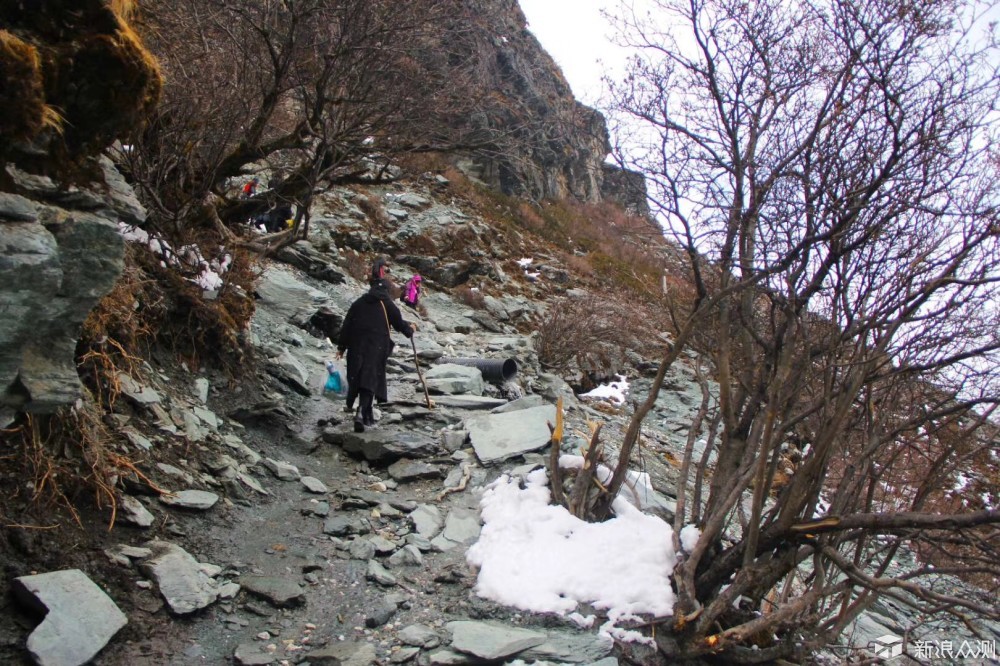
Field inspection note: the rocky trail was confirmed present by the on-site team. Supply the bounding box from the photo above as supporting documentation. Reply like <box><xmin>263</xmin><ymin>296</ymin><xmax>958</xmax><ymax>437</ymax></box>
<box><xmin>76</xmin><ymin>245</ymin><xmax>653</xmax><ymax>666</ymax></box>
<box><xmin>3</xmin><ymin>181</ymin><xmax>997</xmax><ymax>666</ymax></box>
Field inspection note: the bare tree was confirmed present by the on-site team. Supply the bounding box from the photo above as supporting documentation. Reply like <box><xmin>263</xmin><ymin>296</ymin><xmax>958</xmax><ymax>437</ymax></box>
<box><xmin>117</xmin><ymin>0</ymin><xmax>493</xmax><ymax>248</ymax></box>
<box><xmin>571</xmin><ymin>0</ymin><xmax>1000</xmax><ymax>660</ymax></box>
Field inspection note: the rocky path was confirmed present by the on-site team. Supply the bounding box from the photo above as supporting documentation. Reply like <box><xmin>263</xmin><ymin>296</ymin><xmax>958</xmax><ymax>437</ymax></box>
<box><xmin>10</xmin><ymin>183</ymin><xmax>997</xmax><ymax>666</ymax></box>
<box><xmin>53</xmin><ymin>253</ymin><xmax>638</xmax><ymax>666</ymax></box>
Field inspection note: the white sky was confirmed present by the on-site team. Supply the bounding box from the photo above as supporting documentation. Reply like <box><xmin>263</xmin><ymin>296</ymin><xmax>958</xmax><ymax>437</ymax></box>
<box><xmin>518</xmin><ymin>0</ymin><xmax>630</xmax><ymax>106</ymax></box>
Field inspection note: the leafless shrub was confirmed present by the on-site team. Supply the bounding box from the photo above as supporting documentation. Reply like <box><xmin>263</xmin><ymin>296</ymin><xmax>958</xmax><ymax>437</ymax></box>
<box><xmin>453</xmin><ymin>285</ymin><xmax>486</xmax><ymax>309</ymax></box>
<box><xmin>536</xmin><ymin>295</ymin><xmax>650</xmax><ymax>377</ymax></box>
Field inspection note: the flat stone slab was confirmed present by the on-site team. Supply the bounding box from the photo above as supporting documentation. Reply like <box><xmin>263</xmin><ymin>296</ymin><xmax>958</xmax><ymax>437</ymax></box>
<box><xmin>323</xmin><ymin>429</ymin><xmax>438</xmax><ymax>463</ymax></box>
<box><xmin>139</xmin><ymin>541</ymin><xmax>220</xmax><ymax>615</ymax></box>
<box><xmin>119</xmin><ymin>495</ymin><xmax>155</xmax><ymax>527</ymax></box>
<box><xmin>424</xmin><ymin>364</ymin><xmax>484</xmax><ymax>395</ymax></box>
<box><xmin>465</xmin><ymin>404</ymin><xmax>557</xmax><ymax>463</ymax></box>
<box><xmin>430</xmin><ymin>395</ymin><xmax>507</xmax><ymax>410</ymax></box>
<box><xmin>441</xmin><ymin>508</ymin><xmax>481</xmax><ymax>545</ymax></box>
<box><xmin>301</xmin><ymin>476</ymin><xmax>329</xmax><ymax>493</ymax></box>
<box><xmin>409</xmin><ymin>504</ymin><xmax>443</xmax><ymax>539</ymax></box>
<box><xmin>520</xmin><ymin>632</ymin><xmax>615</xmax><ymax>662</ymax></box>
<box><xmin>159</xmin><ymin>489</ymin><xmax>219</xmax><ymax>510</ymax></box>
<box><xmin>234</xmin><ymin>643</ymin><xmax>276</xmax><ymax>665</ymax></box>
<box><xmin>263</xmin><ymin>458</ymin><xmax>301</xmax><ymax>481</ymax></box>
<box><xmin>388</xmin><ymin>459</ymin><xmax>443</xmax><ymax>482</ymax></box>
<box><xmin>490</xmin><ymin>394</ymin><xmax>547</xmax><ymax>413</ymax></box>
<box><xmin>399</xmin><ymin>623</ymin><xmax>441</xmax><ymax>648</ymax></box>
<box><xmin>308</xmin><ymin>642</ymin><xmax>377</xmax><ymax>666</ymax></box>
<box><xmin>239</xmin><ymin>576</ymin><xmax>306</xmax><ymax>608</ymax></box>
<box><xmin>13</xmin><ymin>569</ymin><xmax>127</xmax><ymax>666</ymax></box>
<box><xmin>447</xmin><ymin>620</ymin><xmax>546</xmax><ymax>660</ymax></box>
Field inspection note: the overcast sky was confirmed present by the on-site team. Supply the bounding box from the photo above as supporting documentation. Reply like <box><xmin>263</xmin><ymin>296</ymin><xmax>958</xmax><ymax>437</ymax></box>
<box><xmin>518</xmin><ymin>0</ymin><xmax>628</xmax><ymax>106</ymax></box>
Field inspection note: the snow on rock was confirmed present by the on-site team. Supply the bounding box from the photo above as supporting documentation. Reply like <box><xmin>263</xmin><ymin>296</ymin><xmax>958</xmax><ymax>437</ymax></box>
<box><xmin>467</xmin><ymin>468</ymin><xmax>677</xmax><ymax>643</ymax></box>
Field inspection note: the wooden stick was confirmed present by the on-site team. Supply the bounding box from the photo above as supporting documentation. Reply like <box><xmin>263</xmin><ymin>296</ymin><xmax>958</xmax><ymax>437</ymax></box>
<box><xmin>410</xmin><ymin>336</ymin><xmax>434</xmax><ymax>409</ymax></box>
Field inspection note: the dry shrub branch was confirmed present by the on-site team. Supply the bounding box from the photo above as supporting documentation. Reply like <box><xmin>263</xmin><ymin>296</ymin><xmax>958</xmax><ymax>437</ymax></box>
<box><xmin>536</xmin><ymin>295</ymin><xmax>662</xmax><ymax>380</ymax></box>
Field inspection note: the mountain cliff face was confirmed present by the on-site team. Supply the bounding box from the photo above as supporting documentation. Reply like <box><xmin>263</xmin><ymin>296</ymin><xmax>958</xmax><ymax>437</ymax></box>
<box><xmin>0</xmin><ymin>0</ymin><xmax>159</xmax><ymax>425</ymax></box>
<box><xmin>450</xmin><ymin>0</ymin><xmax>633</xmax><ymax>206</ymax></box>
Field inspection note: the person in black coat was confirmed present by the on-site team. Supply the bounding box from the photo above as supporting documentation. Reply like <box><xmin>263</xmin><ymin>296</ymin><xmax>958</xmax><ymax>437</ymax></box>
<box><xmin>337</xmin><ymin>262</ymin><xmax>416</xmax><ymax>431</ymax></box>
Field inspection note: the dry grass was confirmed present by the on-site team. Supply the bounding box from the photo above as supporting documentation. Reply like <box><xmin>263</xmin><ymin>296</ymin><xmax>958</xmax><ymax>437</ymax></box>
<box><xmin>454</xmin><ymin>285</ymin><xmax>487</xmax><ymax>309</ymax></box>
<box><xmin>0</xmin><ymin>405</ymin><xmax>123</xmax><ymax>530</ymax></box>
<box><xmin>0</xmin><ymin>30</ymin><xmax>47</xmax><ymax>142</ymax></box>
<box><xmin>355</xmin><ymin>190</ymin><xmax>390</xmax><ymax>225</ymax></box>
<box><xmin>342</xmin><ymin>248</ymin><xmax>370</xmax><ymax>282</ymax></box>
<box><xmin>536</xmin><ymin>294</ymin><xmax>664</xmax><ymax>378</ymax></box>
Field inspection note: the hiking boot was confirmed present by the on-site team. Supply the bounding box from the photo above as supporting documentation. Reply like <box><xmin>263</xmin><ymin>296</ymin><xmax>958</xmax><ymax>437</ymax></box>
<box><xmin>353</xmin><ymin>413</ymin><xmax>365</xmax><ymax>433</ymax></box>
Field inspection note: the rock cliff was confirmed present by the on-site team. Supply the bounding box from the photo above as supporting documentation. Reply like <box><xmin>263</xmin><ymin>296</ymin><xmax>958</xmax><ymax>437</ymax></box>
<box><xmin>449</xmin><ymin>0</ymin><xmax>612</xmax><ymax>203</ymax></box>
<box><xmin>0</xmin><ymin>0</ymin><xmax>159</xmax><ymax>425</ymax></box>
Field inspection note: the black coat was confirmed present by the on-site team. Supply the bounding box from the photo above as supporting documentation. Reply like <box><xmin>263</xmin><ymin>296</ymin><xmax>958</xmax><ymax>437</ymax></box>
<box><xmin>337</xmin><ymin>282</ymin><xmax>413</xmax><ymax>403</ymax></box>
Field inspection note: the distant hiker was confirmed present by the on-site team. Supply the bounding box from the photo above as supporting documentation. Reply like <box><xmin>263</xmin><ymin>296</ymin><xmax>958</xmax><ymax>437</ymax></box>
<box><xmin>401</xmin><ymin>274</ymin><xmax>422</xmax><ymax>309</ymax></box>
<box><xmin>371</xmin><ymin>257</ymin><xmax>389</xmax><ymax>282</ymax></box>
<box><xmin>261</xmin><ymin>203</ymin><xmax>293</xmax><ymax>233</ymax></box>
<box><xmin>337</xmin><ymin>264</ymin><xmax>417</xmax><ymax>432</ymax></box>
<box><xmin>241</xmin><ymin>177</ymin><xmax>259</xmax><ymax>199</ymax></box>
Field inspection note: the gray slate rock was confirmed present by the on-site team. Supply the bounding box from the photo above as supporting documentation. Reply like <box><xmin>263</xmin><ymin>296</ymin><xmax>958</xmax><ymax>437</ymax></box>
<box><xmin>255</xmin><ymin>266</ymin><xmax>332</xmax><ymax>325</ymax></box>
<box><xmin>409</xmin><ymin>504</ymin><xmax>443</xmax><ymax>539</ymax></box>
<box><xmin>398</xmin><ymin>623</ymin><xmax>441</xmax><ymax>648</ymax></box>
<box><xmin>447</xmin><ymin>621</ymin><xmax>546</xmax><ymax>660</ymax></box>
<box><xmin>521</xmin><ymin>632</ymin><xmax>616</xmax><ymax>662</ymax></box>
<box><xmin>388</xmin><ymin>544</ymin><xmax>424</xmax><ymax>567</ymax></box>
<box><xmin>13</xmin><ymin>569</ymin><xmax>128</xmax><ymax>666</ymax></box>
<box><xmin>263</xmin><ymin>458</ymin><xmax>301</xmax><ymax>481</ymax></box>
<box><xmin>323</xmin><ymin>429</ymin><xmax>438</xmax><ymax>463</ymax></box>
<box><xmin>366</xmin><ymin>560</ymin><xmax>397</xmax><ymax>586</ymax></box>
<box><xmin>116</xmin><ymin>372</ymin><xmax>161</xmax><ymax>404</ymax></box>
<box><xmin>490</xmin><ymin>394</ymin><xmax>547</xmax><ymax>413</ymax></box>
<box><xmin>239</xmin><ymin>576</ymin><xmax>306</xmax><ymax>608</ymax></box>
<box><xmin>233</xmin><ymin>643</ymin><xmax>276</xmax><ymax>665</ymax></box>
<box><xmin>308</xmin><ymin>642</ymin><xmax>377</xmax><ymax>666</ymax></box>
<box><xmin>388</xmin><ymin>459</ymin><xmax>443</xmax><ymax>482</ymax></box>
<box><xmin>424</xmin><ymin>364</ymin><xmax>484</xmax><ymax>396</ymax></box>
<box><xmin>119</xmin><ymin>495</ymin><xmax>155</xmax><ymax>527</ymax></box>
<box><xmin>348</xmin><ymin>538</ymin><xmax>377</xmax><ymax>561</ymax></box>
<box><xmin>390</xmin><ymin>646</ymin><xmax>421</xmax><ymax>663</ymax></box>
<box><xmin>323</xmin><ymin>515</ymin><xmax>370</xmax><ymax>537</ymax></box>
<box><xmin>139</xmin><ymin>541</ymin><xmax>220</xmax><ymax>614</ymax></box>
<box><xmin>441</xmin><ymin>430</ymin><xmax>468</xmax><ymax>452</ymax></box>
<box><xmin>440</xmin><ymin>508</ymin><xmax>481</xmax><ymax>545</ymax></box>
<box><xmin>159</xmin><ymin>489</ymin><xmax>219</xmax><ymax>511</ymax></box>
<box><xmin>0</xmin><ymin>192</ymin><xmax>39</xmax><ymax>221</ymax></box>
<box><xmin>429</xmin><ymin>395</ymin><xmax>507</xmax><ymax>410</ymax></box>
<box><xmin>364</xmin><ymin>601</ymin><xmax>398</xmax><ymax>628</ymax></box>
<box><xmin>300</xmin><ymin>476</ymin><xmax>329</xmax><ymax>494</ymax></box>
<box><xmin>427</xmin><ymin>649</ymin><xmax>472</xmax><ymax>665</ymax></box>
<box><xmin>465</xmin><ymin>404</ymin><xmax>557</xmax><ymax>463</ymax></box>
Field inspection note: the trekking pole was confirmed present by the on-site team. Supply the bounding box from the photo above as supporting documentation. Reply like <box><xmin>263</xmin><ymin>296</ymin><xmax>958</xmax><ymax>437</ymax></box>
<box><xmin>411</xmin><ymin>336</ymin><xmax>434</xmax><ymax>410</ymax></box>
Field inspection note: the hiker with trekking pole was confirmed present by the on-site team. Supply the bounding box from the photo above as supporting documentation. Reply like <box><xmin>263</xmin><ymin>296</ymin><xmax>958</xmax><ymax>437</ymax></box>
<box><xmin>337</xmin><ymin>258</ymin><xmax>424</xmax><ymax>432</ymax></box>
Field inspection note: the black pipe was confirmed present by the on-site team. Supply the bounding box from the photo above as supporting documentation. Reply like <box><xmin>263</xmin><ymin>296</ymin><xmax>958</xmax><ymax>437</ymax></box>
<box><xmin>439</xmin><ymin>357</ymin><xmax>518</xmax><ymax>383</ymax></box>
